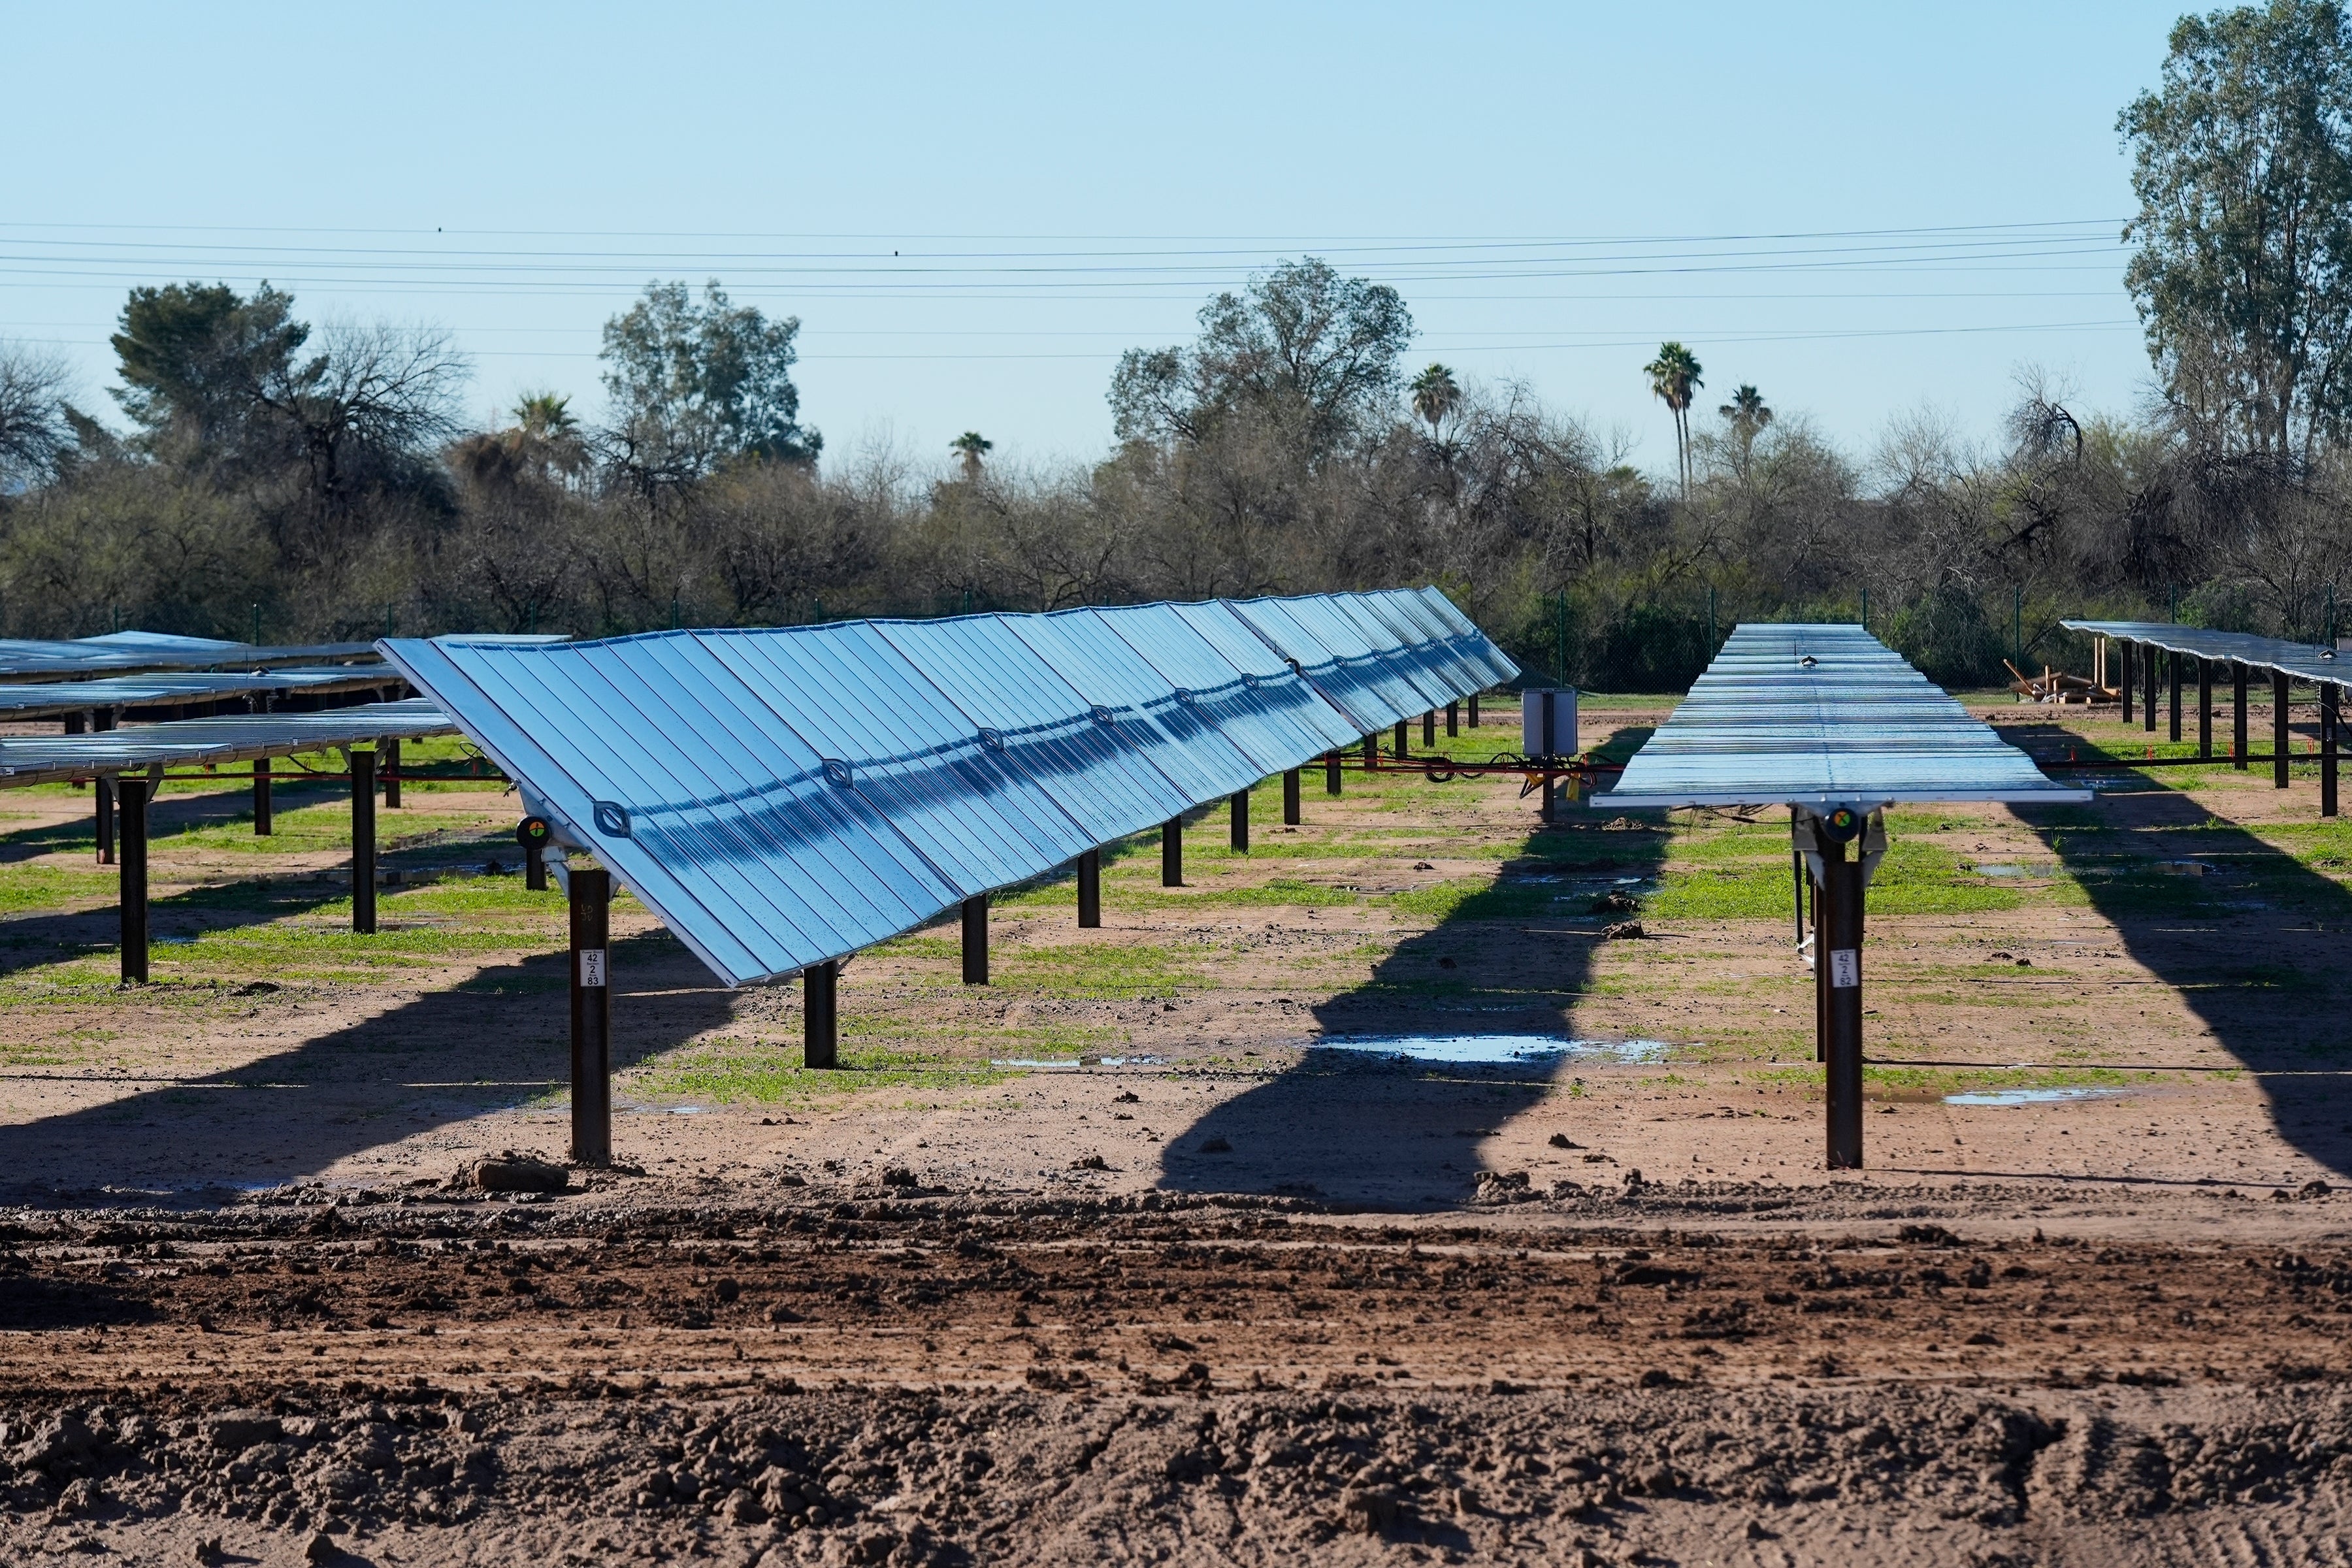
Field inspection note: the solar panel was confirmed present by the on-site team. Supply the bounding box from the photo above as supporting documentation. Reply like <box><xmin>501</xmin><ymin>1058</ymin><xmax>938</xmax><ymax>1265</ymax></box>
<box><xmin>0</xmin><ymin>700</ymin><xmax>456</xmax><ymax>787</ymax></box>
<box><xmin>0</xmin><ymin>668</ymin><xmax>403</xmax><ymax>722</ymax></box>
<box><xmin>384</xmin><ymin>589</ymin><xmax>1518</xmax><ymax>987</ymax></box>
<box><xmin>0</xmin><ymin>635</ymin><xmax>383</xmax><ymax>681</ymax></box>
<box><xmin>1595</xmin><ymin>624</ymin><xmax>2089</xmax><ymax>809</ymax></box>
<box><xmin>2061</xmin><ymin>620</ymin><xmax>2352</xmax><ymax>685</ymax></box>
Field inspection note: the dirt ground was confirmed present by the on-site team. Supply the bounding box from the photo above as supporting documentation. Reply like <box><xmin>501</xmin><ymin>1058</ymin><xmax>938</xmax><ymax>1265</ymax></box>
<box><xmin>3</xmin><ymin>696</ymin><xmax>2351</xmax><ymax>1565</ymax></box>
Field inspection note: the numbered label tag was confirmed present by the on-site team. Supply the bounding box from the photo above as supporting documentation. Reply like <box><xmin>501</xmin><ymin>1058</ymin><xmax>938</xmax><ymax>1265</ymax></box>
<box><xmin>579</xmin><ymin>949</ymin><xmax>608</xmax><ymax>988</ymax></box>
<box><xmin>1829</xmin><ymin>949</ymin><xmax>1860</xmax><ymax>988</ymax></box>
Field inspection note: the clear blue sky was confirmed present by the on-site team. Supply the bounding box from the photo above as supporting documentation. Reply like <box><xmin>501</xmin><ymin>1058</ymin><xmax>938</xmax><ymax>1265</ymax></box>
<box><xmin>5</xmin><ymin>1</ymin><xmax>2190</xmax><ymax>480</ymax></box>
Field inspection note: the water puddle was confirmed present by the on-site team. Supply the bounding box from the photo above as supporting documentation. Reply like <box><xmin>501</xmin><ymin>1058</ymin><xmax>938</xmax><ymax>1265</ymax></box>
<box><xmin>1944</xmin><ymin>1086</ymin><xmax>2127</xmax><ymax>1107</ymax></box>
<box><xmin>990</xmin><ymin>1056</ymin><xmax>1163</xmax><ymax>1070</ymax></box>
<box><xmin>1972</xmin><ymin>862</ymin><xmax>2055</xmax><ymax>879</ymax></box>
<box><xmin>1309</xmin><ymin>1034</ymin><xmax>1676</xmax><ymax>1066</ymax></box>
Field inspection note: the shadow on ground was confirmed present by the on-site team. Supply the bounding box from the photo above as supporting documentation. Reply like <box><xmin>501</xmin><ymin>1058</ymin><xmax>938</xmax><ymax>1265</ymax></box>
<box><xmin>0</xmin><ymin>794</ymin><xmax>521</xmax><ymax>980</ymax></box>
<box><xmin>2000</xmin><ymin>725</ymin><xmax>2352</xmax><ymax>1184</ymax></box>
<box><xmin>1158</xmin><ymin>727</ymin><xmax>1671</xmax><ymax>1207</ymax></box>
<box><xmin>1</xmin><ymin>926</ymin><xmax>733</xmax><ymax>1206</ymax></box>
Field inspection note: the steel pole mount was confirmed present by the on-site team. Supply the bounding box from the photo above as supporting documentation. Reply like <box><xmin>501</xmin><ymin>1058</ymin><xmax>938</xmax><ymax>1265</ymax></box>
<box><xmin>1792</xmin><ymin>803</ymin><xmax>1884</xmax><ymax>1171</ymax></box>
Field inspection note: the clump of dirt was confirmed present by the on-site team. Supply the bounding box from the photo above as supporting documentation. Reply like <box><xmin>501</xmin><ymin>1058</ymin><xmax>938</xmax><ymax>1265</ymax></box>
<box><xmin>450</xmin><ymin>1152</ymin><xmax>570</xmax><ymax>1194</ymax></box>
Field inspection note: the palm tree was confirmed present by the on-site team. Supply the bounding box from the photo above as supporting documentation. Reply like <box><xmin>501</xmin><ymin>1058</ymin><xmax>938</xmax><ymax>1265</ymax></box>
<box><xmin>1642</xmin><ymin>342</ymin><xmax>1704</xmax><ymax>497</ymax></box>
<box><xmin>1409</xmin><ymin>363</ymin><xmax>1460</xmax><ymax>439</ymax></box>
<box><xmin>516</xmin><ymin>392</ymin><xmax>579</xmax><ymax>441</ymax></box>
<box><xmin>1719</xmin><ymin>384</ymin><xmax>1772</xmax><ymax>451</ymax></box>
<box><xmin>949</xmin><ymin>431</ymin><xmax>992</xmax><ymax>482</ymax></box>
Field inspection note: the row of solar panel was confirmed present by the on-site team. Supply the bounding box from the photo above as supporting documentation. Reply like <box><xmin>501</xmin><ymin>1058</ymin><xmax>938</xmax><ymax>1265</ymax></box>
<box><xmin>1598</xmin><ymin>624</ymin><xmax>2089</xmax><ymax>809</ymax></box>
<box><xmin>0</xmin><ymin>700</ymin><xmax>460</xmax><ymax>787</ymax></box>
<box><xmin>385</xmin><ymin>587</ymin><xmax>1515</xmax><ymax>988</ymax></box>
<box><xmin>2061</xmin><ymin>620</ymin><xmax>2352</xmax><ymax>687</ymax></box>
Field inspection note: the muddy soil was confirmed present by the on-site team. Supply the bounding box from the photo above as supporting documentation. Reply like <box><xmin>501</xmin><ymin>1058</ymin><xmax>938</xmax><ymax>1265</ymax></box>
<box><xmin>3</xmin><ymin>1184</ymin><xmax>2352</xmax><ymax>1565</ymax></box>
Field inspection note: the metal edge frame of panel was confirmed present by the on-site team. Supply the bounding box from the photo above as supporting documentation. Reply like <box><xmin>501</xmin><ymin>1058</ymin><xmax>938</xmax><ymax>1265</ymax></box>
<box><xmin>382</xmin><ymin>588</ymin><xmax>1513</xmax><ymax>990</ymax></box>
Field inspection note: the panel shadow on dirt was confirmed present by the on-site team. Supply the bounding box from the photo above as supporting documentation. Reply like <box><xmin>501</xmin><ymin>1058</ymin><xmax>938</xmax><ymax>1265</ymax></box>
<box><xmin>2005</xmin><ymin>740</ymin><xmax>2352</xmax><ymax>1182</ymax></box>
<box><xmin>2</xmin><ymin>926</ymin><xmax>734</xmax><ymax>1206</ymax></box>
<box><xmin>1158</xmin><ymin>753</ymin><xmax>1674</xmax><ymax>1209</ymax></box>
<box><xmin>0</xmin><ymin>791</ymin><xmax>526</xmax><ymax>981</ymax></box>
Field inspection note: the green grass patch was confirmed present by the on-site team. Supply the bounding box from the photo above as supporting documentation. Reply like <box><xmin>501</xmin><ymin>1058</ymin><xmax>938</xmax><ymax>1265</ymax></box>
<box><xmin>999</xmin><ymin>941</ymin><xmax>1206</xmax><ymax>1000</ymax></box>
<box><xmin>0</xmin><ymin>862</ymin><xmax>119</xmax><ymax>915</ymax></box>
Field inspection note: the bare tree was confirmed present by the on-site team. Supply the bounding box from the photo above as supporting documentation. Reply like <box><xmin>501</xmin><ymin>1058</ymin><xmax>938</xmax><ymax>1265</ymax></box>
<box><xmin>0</xmin><ymin>343</ymin><xmax>75</xmax><ymax>490</ymax></box>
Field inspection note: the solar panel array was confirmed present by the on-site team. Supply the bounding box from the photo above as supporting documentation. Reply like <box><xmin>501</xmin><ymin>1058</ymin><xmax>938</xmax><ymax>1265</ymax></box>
<box><xmin>1596</xmin><ymin>624</ymin><xmax>2089</xmax><ymax>809</ymax></box>
<box><xmin>2061</xmin><ymin>620</ymin><xmax>2352</xmax><ymax>686</ymax></box>
<box><xmin>384</xmin><ymin>587</ymin><xmax>1515</xmax><ymax>988</ymax></box>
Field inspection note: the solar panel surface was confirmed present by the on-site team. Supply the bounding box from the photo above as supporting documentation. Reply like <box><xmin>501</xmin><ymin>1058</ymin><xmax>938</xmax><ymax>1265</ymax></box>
<box><xmin>0</xmin><ymin>700</ymin><xmax>457</xmax><ymax>787</ymax></box>
<box><xmin>0</xmin><ymin>668</ymin><xmax>402</xmax><ymax>721</ymax></box>
<box><xmin>2061</xmin><ymin>621</ymin><xmax>2352</xmax><ymax>685</ymax></box>
<box><xmin>384</xmin><ymin>590</ymin><xmax>1518</xmax><ymax>987</ymax></box>
<box><xmin>1595</xmin><ymin>624</ymin><xmax>2089</xmax><ymax>809</ymax></box>
<box><xmin>0</xmin><ymin>636</ymin><xmax>383</xmax><ymax>681</ymax></box>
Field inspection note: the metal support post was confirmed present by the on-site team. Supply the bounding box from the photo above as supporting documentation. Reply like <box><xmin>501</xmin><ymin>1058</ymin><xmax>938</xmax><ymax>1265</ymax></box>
<box><xmin>2119</xmin><ymin>640</ymin><xmax>2133</xmax><ymax>721</ymax></box>
<box><xmin>118</xmin><ymin>777</ymin><xmax>149</xmax><ymax>985</ymax></box>
<box><xmin>2234</xmin><ymin>662</ymin><xmax>2249</xmax><ymax>770</ymax></box>
<box><xmin>804</xmin><ymin>959</ymin><xmax>838</xmax><ymax>1069</ymax></box>
<box><xmin>93</xmin><ymin>711</ymin><xmax>116</xmax><ymax>865</ymax></box>
<box><xmin>1325</xmin><ymin>751</ymin><xmax>1342</xmax><ymax>795</ymax></box>
<box><xmin>1230</xmin><ymin>789</ymin><xmax>1249</xmax><ymax>853</ymax></box>
<box><xmin>960</xmin><ymin>894</ymin><xmax>988</xmax><ymax>984</ymax></box>
<box><xmin>2325</xmin><ymin>684</ymin><xmax>2340</xmax><ymax>819</ymax></box>
<box><xmin>1282</xmin><ymin>768</ymin><xmax>1301</xmax><ymax>825</ymax></box>
<box><xmin>2145</xmin><ymin>644</ymin><xmax>2159</xmax><ymax>733</ymax></box>
<box><xmin>253</xmin><ymin>758</ymin><xmax>272</xmax><ymax>834</ymax></box>
<box><xmin>1077</xmin><ymin>848</ymin><xmax>1101</xmax><ymax>928</ymax></box>
<box><xmin>1362</xmin><ymin>735</ymin><xmax>1377</xmax><ymax>770</ymax></box>
<box><xmin>1812</xmin><ymin>855</ymin><xmax>1826</xmax><ymax>1064</ymax></box>
<box><xmin>1162</xmin><ymin>816</ymin><xmax>1183</xmax><ymax>887</ymax></box>
<box><xmin>384</xmin><ymin>738</ymin><xmax>401</xmax><ymax>808</ymax></box>
<box><xmin>2275</xmin><ymin>670</ymin><xmax>2292</xmax><ymax>789</ymax></box>
<box><xmin>64</xmin><ymin>715</ymin><xmax>86</xmax><ymax>816</ymax></box>
<box><xmin>1468</xmin><ymin>692</ymin><xmax>1481</xmax><ymax>728</ymax></box>
<box><xmin>1422</xmin><ymin>711</ymin><xmax>1435</xmax><ymax>747</ymax></box>
<box><xmin>569</xmin><ymin>866</ymin><xmax>612</xmax><ymax>1164</ymax></box>
<box><xmin>1393</xmin><ymin>719</ymin><xmax>1409</xmax><ymax>759</ymax></box>
<box><xmin>1821</xmin><ymin>838</ymin><xmax>1865</xmax><ymax>1170</ymax></box>
<box><xmin>1445</xmin><ymin>701</ymin><xmax>1459</xmax><ymax>736</ymax></box>
<box><xmin>2197</xmin><ymin>659</ymin><xmax>2212</xmax><ymax>759</ymax></box>
<box><xmin>351</xmin><ymin>749</ymin><xmax>376</xmax><ymax>935</ymax></box>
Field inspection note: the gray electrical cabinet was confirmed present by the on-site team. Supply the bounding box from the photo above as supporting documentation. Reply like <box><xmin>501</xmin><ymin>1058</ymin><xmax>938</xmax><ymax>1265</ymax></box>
<box><xmin>1521</xmin><ymin>688</ymin><xmax>1578</xmax><ymax>759</ymax></box>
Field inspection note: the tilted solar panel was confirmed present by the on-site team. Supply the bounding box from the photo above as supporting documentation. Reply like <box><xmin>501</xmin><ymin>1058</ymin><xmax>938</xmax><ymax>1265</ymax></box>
<box><xmin>384</xmin><ymin>589</ymin><xmax>1518</xmax><ymax>987</ymax></box>
<box><xmin>2061</xmin><ymin>620</ymin><xmax>2352</xmax><ymax>687</ymax></box>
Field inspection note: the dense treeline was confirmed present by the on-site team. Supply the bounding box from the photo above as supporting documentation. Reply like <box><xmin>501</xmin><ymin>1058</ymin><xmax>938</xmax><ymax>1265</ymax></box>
<box><xmin>2</xmin><ymin>1</ymin><xmax>2349</xmax><ymax>691</ymax></box>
